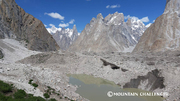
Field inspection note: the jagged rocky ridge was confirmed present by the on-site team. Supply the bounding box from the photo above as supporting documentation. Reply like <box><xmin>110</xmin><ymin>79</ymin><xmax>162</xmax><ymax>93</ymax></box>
<box><xmin>69</xmin><ymin>12</ymin><xmax>147</xmax><ymax>53</ymax></box>
<box><xmin>0</xmin><ymin>0</ymin><xmax>59</xmax><ymax>51</ymax></box>
<box><xmin>51</xmin><ymin>25</ymin><xmax>79</xmax><ymax>50</ymax></box>
<box><xmin>133</xmin><ymin>0</ymin><xmax>180</xmax><ymax>53</ymax></box>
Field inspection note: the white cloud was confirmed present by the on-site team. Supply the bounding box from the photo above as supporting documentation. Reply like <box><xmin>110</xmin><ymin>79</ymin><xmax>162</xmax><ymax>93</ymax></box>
<box><xmin>59</xmin><ymin>23</ymin><xmax>69</xmax><ymax>27</ymax></box>
<box><xmin>125</xmin><ymin>15</ymin><xmax>139</xmax><ymax>21</ymax></box>
<box><xmin>49</xmin><ymin>24</ymin><xmax>55</xmax><ymax>27</ymax></box>
<box><xmin>45</xmin><ymin>12</ymin><xmax>64</xmax><ymax>20</ymax></box>
<box><xmin>140</xmin><ymin>17</ymin><xmax>149</xmax><ymax>23</ymax></box>
<box><xmin>46</xmin><ymin>17</ymin><xmax>75</xmax><ymax>28</ymax></box>
<box><xmin>125</xmin><ymin>15</ymin><xmax>150</xmax><ymax>23</ymax></box>
<box><xmin>46</xmin><ymin>18</ymin><xmax>75</xmax><ymax>29</ymax></box>
<box><xmin>153</xmin><ymin>20</ymin><xmax>155</xmax><ymax>22</ymax></box>
<box><xmin>69</xmin><ymin>19</ymin><xmax>75</xmax><ymax>24</ymax></box>
<box><xmin>58</xmin><ymin>19</ymin><xmax>75</xmax><ymax>27</ymax></box>
<box><xmin>106</xmin><ymin>5</ymin><xmax>110</xmax><ymax>8</ymax></box>
<box><xmin>106</xmin><ymin>4</ymin><xmax>120</xmax><ymax>9</ymax></box>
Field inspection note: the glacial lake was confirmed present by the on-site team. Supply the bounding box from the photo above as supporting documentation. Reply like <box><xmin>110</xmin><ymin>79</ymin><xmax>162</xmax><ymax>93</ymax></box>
<box><xmin>68</xmin><ymin>74</ymin><xmax>163</xmax><ymax>101</ymax></box>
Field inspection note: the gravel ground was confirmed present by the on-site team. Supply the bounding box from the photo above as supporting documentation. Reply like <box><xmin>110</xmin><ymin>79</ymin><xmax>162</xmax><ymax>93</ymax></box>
<box><xmin>0</xmin><ymin>39</ymin><xmax>180</xmax><ymax>101</ymax></box>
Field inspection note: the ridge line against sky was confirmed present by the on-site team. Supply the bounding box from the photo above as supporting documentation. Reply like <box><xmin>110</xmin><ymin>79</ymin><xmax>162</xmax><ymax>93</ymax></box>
<box><xmin>16</xmin><ymin>0</ymin><xmax>166</xmax><ymax>33</ymax></box>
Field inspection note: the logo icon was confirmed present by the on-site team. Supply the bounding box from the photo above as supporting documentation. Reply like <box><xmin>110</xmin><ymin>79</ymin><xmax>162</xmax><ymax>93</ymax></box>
<box><xmin>107</xmin><ymin>91</ymin><xmax>113</xmax><ymax>97</ymax></box>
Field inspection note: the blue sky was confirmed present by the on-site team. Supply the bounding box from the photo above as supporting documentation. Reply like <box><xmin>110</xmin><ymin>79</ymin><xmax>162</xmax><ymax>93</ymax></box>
<box><xmin>15</xmin><ymin>0</ymin><xmax>166</xmax><ymax>33</ymax></box>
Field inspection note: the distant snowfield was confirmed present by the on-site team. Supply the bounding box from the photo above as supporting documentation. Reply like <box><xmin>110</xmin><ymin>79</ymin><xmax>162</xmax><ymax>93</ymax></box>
<box><xmin>0</xmin><ymin>39</ymin><xmax>40</xmax><ymax>63</ymax></box>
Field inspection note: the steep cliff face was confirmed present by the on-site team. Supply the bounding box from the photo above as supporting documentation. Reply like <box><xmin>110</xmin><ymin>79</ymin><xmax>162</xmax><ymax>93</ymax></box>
<box><xmin>52</xmin><ymin>25</ymin><xmax>79</xmax><ymax>50</ymax></box>
<box><xmin>133</xmin><ymin>0</ymin><xmax>180</xmax><ymax>53</ymax></box>
<box><xmin>69</xmin><ymin>12</ymin><xmax>147</xmax><ymax>53</ymax></box>
<box><xmin>0</xmin><ymin>0</ymin><xmax>59</xmax><ymax>51</ymax></box>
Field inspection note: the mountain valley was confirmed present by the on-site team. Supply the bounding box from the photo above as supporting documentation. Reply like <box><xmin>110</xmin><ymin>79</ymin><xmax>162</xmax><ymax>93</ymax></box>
<box><xmin>0</xmin><ymin>0</ymin><xmax>180</xmax><ymax>101</ymax></box>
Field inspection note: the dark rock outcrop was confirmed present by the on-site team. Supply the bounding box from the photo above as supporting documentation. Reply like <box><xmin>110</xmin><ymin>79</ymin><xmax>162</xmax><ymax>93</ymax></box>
<box><xmin>123</xmin><ymin>69</ymin><xmax>165</xmax><ymax>91</ymax></box>
<box><xmin>101</xmin><ymin>58</ymin><xmax>120</xmax><ymax>69</ymax></box>
<box><xmin>100</xmin><ymin>58</ymin><xmax>128</xmax><ymax>72</ymax></box>
<box><xmin>0</xmin><ymin>49</ymin><xmax>3</xmax><ymax>59</ymax></box>
<box><xmin>0</xmin><ymin>0</ymin><xmax>59</xmax><ymax>51</ymax></box>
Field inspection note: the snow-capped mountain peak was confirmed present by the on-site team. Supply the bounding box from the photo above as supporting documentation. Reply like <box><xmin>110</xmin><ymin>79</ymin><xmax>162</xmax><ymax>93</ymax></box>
<box><xmin>125</xmin><ymin>16</ymin><xmax>147</xmax><ymax>41</ymax></box>
<box><xmin>47</xmin><ymin>25</ymin><xmax>80</xmax><ymax>50</ymax></box>
<box><xmin>69</xmin><ymin>12</ymin><xmax>147</xmax><ymax>53</ymax></box>
<box><xmin>105</xmin><ymin>12</ymin><xmax>124</xmax><ymax>25</ymax></box>
<box><xmin>46</xmin><ymin>25</ymin><xmax>61</xmax><ymax>34</ymax></box>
